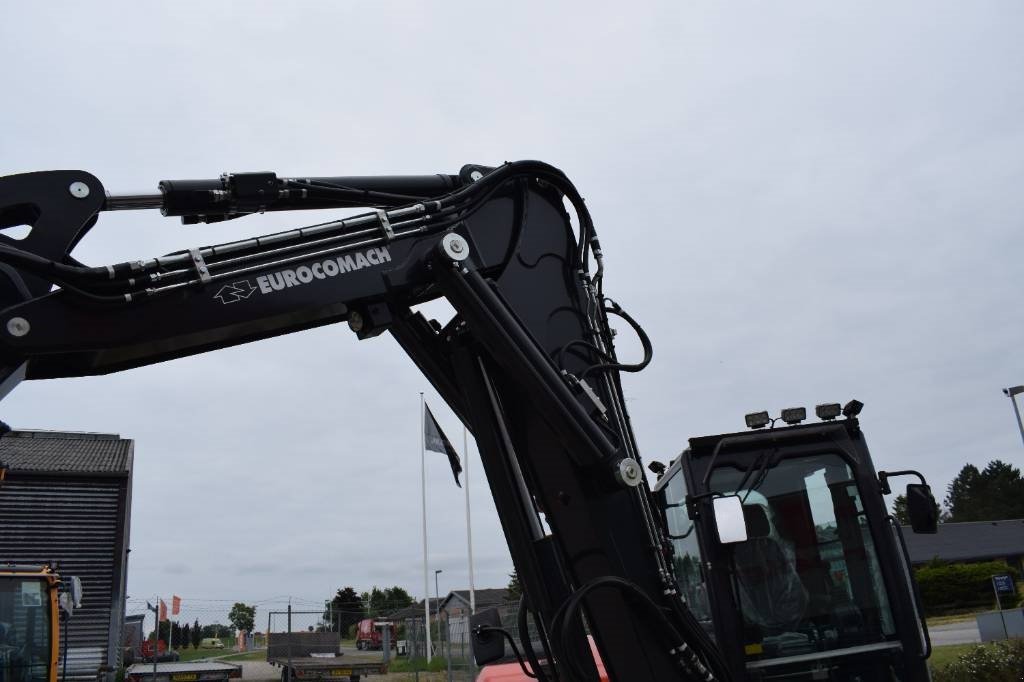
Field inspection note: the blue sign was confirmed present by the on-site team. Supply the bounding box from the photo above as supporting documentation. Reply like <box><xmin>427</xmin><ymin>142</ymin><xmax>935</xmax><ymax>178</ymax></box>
<box><xmin>993</xmin><ymin>574</ymin><xmax>1015</xmax><ymax>595</ymax></box>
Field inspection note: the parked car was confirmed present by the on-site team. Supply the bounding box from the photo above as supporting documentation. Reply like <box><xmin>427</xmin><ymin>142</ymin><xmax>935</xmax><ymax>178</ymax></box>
<box><xmin>200</xmin><ymin>637</ymin><xmax>226</xmax><ymax>649</ymax></box>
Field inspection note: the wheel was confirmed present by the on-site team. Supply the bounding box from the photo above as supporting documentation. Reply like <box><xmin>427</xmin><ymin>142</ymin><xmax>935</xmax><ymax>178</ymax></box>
<box><xmin>355</xmin><ymin>640</ymin><xmax>363</xmax><ymax>650</ymax></box>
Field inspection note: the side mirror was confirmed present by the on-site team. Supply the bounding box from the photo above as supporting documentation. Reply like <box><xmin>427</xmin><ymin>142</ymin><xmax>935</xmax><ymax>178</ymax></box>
<box><xmin>712</xmin><ymin>495</ymin><xmax>748</xmax><ymax>544</ymax></box>
<box><xmin>469</xmin><ymin>608</ymin><xmax>504</xmax><ymax>666</ymax></box>
<box><xmin>906</xmin><ymin>484</ymin><xmax>938</xmax><ymax>534</ymax></box>
<box><xmin>59</xmin><ymin>576</ymin><xmax>83</xmax><ymax>616</ymax></box>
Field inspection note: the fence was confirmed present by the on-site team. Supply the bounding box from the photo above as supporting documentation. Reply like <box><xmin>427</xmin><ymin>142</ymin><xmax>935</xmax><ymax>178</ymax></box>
<box><xmin>122</xmin><ymin>597</ymin><xmax>537</xmax><ymax>681</ymax></box>
<box><xmin>401</xmin><ymin>599</ymin><xmax>532</xmax><ymax>682</ymax></box>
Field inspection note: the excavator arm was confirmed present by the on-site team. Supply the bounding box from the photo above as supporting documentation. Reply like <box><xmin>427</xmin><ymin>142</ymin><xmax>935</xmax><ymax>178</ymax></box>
<box><xmin>0</xmin><ymin>161</ymin><xmax>729</xmax><ymax>682</ymax></box>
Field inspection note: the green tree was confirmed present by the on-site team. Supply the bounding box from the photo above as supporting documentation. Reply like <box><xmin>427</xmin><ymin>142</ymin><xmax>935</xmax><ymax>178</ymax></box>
<box><xmin>359</xmin><ymin>586</ymin><xmax>414</xmax><ymax>617</ymax></box>
<box><xmin>228</xmin><ymin>603</ymin><xmax>256</xmax><ymax>633</ymax></box>
<box><xmin>892</xmin><ymin>493</ymin><xmax>947</xmax><ymax>525</ymax></box>
<box><xmin>945</xmin><ymin>460</ymin><xmax>1024</xmax><ymax>522</ymax></box>
<box><xmin>325</xmin><ymin>587</ymin><xmax>364</xmax><ymax>633</ymax></box>
<box><xmin>200</xmin><ymin>624</ymin><xmax>232</xmax><ymax>639</ymax></box>
<box><xmin>892</xmin><ymin>495</ymin><xmax>909</xmax><ymax>525</ymax></box>
<box><xmin>180</xmin><ymin>623</ymin><xmax>191</xmax><ymax>650</ymax></box>
<box><xmin>191</xmin><ymin>619</ymin><xmax>202</xmax><ymax>648</ymax></box>
<box><xmin>507</xmin><ymin>569</ymin><xmax>521</xmax><ymax>601</ymax></box>
<box><xmin>380</xmin><ymin>586</ymin><xmax>414</xmax><ymax>613</ymax></box>
<box><xmin>360</xmin><ymin>587</ymin><xmax>385</xmax><ymax>617</ymax></box>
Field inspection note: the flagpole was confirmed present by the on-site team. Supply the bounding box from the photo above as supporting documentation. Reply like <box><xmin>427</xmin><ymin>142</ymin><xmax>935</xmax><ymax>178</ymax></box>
<box><xmin>152</xmin><ymin>597</ymin><xmax>158</xmax><ymax>679</ymax></box>
<box><xmin>420</xmin><ymin>392</ymin><xmax>433</xmax><ymax>663</ymax></box>
<box><xmin>464</xmin><ymin>425</ymin><xmax>475</xmax><ymax>615</ymax></box>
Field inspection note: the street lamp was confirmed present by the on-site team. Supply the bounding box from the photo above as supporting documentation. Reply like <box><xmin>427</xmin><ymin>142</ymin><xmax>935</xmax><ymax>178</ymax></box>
<box><xmin>1003</xmin><ymin>385</ymin><xmax>1024</xmax><ymax>449</ymax></box>
<box><xmin>434</xmin><ymin>569</ymin><xmax>443</xmax><ymax>621</ymax></box>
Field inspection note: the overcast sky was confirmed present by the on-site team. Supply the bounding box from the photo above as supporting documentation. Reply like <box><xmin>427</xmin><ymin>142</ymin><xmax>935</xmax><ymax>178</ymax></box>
<box><xmin>1</xmin><ymin>1</ymin><xmax>1022</xmax><ymax>627</ymax></box>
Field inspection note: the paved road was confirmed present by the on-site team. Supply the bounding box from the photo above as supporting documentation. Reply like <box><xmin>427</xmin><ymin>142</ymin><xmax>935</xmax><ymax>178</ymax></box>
<box><xmin>929</xmin><ymin>620</ymin><xmax>981</xmax><ymax>646</ymax></box>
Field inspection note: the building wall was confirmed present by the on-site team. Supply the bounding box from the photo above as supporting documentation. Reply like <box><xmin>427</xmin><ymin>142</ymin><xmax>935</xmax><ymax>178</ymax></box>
<box><xmin>0</xmin><ymin>472</ymin><xmax>132</xmax><ymax>682</ymax></box>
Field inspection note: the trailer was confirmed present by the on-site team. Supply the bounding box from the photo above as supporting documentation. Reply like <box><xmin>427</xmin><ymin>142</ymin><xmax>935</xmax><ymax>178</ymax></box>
<box><xmin>267</xmin><ymin>632</ymin><xmax>387</xmax><ymax>682</ymax></box>
<box><xmin>125</xmin><ymin>661</ymin><xmax>241</xmax><ymax>682</ymax></box>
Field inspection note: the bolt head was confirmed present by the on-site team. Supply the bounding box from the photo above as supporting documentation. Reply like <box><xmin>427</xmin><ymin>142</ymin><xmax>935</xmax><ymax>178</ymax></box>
<box><xmin>348</xmin><ymin>311</ymin><xmax>364</xmax><ymax>333</ymax></box>
<box><xmin>69</xmin><ymin>182</ymin><xmax>90</xmax><ymax>199</ymax></box>
<box><xmin>6</xmin><ymin>317</ymin><xmax>30</xmax><ymax>337</ymax></box>
<box><xmin>616</xmin><ymin>458</ymin><xmax>643</xmax><ymax>487</ymax></box>
<box><xmin>440</xmin><ymin>234</ymin><xmax>470</xmax><ymax>262</ymax></box>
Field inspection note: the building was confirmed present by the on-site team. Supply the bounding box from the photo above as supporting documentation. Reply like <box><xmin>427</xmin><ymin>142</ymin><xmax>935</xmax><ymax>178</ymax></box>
<box><xmin>0</xmin><ymin>430</ymin><xmax>134</xmax><ymax>682</ymax></box>
<box><xmin>437</xmin><ymin>588</ymin><xmax>512</xmax><ymax>660</ymax></box>
<box><xmin>437</xmin><ymin>589</ymin><xmax>512</xmax><ymax>619</ymax></box>
<box><xmin>902</xmin><ymin>519</ymin><xmax>1024</xmax><ymax>570</ymax></box>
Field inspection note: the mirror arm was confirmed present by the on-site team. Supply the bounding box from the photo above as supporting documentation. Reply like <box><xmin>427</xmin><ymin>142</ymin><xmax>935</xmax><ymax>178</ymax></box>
<box><xmin>877</xmin><ymin>469</ymin><xmax>927</xmax><ymax>495</ymax></box>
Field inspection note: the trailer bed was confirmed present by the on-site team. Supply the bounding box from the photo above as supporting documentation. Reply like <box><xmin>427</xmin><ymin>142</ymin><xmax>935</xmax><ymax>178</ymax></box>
<box><xmin>269</xmin><ymin>654</ymin><xmax>387</xmax><ymax>680</ymax></box>
<box><xmin>126</xmin><ymin>661</ymin><xmax>242</xmax><ymax>682</ymax></box>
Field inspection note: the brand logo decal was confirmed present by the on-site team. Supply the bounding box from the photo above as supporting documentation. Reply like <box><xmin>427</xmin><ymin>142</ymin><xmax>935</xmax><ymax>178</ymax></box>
<box><xmin>213</xmin><ymin>280</ymin><xmax>258</xmax><ymax>304</ymax></box>
<box><xmin>212</xmin><ymin>247</ymin><xmax>391</xmax><ymax>305</ymax></box>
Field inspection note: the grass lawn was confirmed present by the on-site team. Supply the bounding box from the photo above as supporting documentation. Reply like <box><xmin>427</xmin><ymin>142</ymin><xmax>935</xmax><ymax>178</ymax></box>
<box><xmin>218</xmin><ymin>651</ymin><xmax>266</xmax><ymax>662</ymax></box>
<box><xmin>174</xmin><ymin>648</ymin><xmax>265</xmax><ymax>662</ymax></box>
<box><xmin>929</xmin><ymin>643</ymin><xmax>985</xmax><ymax>671</ymax></box>
<box><xmin>926</xmin><ymin>613</ymin><xmax>978</xmax><ymax>628</ymax></box>
<box><xmin>387</xmin><ymin>657</ymin><xmax>450</xmax><ymax>673</ymax></box>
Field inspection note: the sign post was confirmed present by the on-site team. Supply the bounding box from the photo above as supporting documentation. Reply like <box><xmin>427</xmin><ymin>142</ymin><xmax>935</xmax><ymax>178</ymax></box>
<box><xmin>992</xmin><ymin>574</ymin><xmax>1015</xmax><ymax>640</ymax></box>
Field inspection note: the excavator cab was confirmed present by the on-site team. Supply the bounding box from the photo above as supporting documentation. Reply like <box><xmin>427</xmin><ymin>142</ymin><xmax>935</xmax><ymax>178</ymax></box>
<box><xmin>0</xmin><ymin>566</ymin><xmax>60</xmax><ymax>682</ymax></box>
<box><xmin>656</xmin><ymin>405</ymin><xmax>935</xmax><ymax>681</ymax></box>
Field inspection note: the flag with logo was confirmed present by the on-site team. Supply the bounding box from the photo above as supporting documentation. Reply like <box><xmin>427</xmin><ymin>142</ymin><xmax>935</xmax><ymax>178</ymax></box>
<box><xmin>171</xmin><ymin>595</ymin><xmax>181</xmax><ymax>615</ymax></box>
<box><xmin>424</xmin><ymin>403</ymin><xmax>462</xmax><ymax>487</ymax></box>
<box><xmin>159</xmin><ymin>599</ymin><xmax>168</xmax><ymax>622</ymax></box>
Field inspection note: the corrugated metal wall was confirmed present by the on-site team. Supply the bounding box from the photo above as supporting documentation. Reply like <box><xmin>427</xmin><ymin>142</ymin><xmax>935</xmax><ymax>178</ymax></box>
<box><xmin>0</xmin><ymin>477</ymin><xmax>129</xmax><ymax>682</ymax></box>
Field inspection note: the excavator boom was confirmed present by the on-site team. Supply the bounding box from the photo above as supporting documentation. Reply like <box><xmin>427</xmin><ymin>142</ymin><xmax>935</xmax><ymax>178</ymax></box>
<box><xmin>0</xmin><ymin>162</ymin><xmax>728</xmax><ymax>682</ymax></box>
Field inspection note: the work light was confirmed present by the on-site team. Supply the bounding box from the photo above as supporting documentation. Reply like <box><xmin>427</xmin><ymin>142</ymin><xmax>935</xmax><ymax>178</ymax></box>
<box><xmin>842</xmin><ymin>400</ymin><xmax>864</xmax><ymax>418</ymax></box>
<box><xmin>780</xmin><ymin>407</ymin><xmax>806</xmax><ymax>425</ymax></box>
<box><xmin>745</xmin><ymin>411</ymin><xmax>770</xmax><ymax>429</ymax></box>
<box><xmin>815</xmin><ymin>403</ymin><xmax>842</xmax><ymax>421</ymax></box>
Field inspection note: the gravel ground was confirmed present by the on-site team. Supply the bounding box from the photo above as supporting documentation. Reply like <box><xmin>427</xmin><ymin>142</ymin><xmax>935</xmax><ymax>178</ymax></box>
<box><xmin>240</xmin><ymin>661</ymin><xmax>454</xmax><ymax>682</ymax></box>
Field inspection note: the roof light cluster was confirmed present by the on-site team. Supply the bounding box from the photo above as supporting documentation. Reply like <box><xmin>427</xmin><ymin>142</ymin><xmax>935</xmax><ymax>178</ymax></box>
<box><xmin>743</xmin><ymin>400</ymin><xmax>863</xmax><ymax>429</ymax></box>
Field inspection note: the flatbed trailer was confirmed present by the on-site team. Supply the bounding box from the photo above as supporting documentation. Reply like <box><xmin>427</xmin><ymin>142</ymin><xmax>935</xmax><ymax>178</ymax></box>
<box><xmin>271</xmin><ymin>655</ymin><xmax>387</xmax><ymax>682</ymax></box>
<box><xmin>268</xmin><ymin>632</ymin><xmax>386</xmax><ymax>682</ymax></box>
<box><xmin>125</xmin><ymin>661</ymin><xmax>242</xmax><ymax>682</ymax></box>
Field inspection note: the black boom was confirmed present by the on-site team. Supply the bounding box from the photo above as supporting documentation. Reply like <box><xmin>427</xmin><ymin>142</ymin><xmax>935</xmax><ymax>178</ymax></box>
<box><xmin>0</xmin><ymin>161</ymin><xmax>730</xmax><ymax>682</ymax></box>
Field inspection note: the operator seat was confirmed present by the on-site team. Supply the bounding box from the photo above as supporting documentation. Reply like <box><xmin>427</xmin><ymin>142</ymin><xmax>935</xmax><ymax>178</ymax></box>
<box><xmin>732</xmin><ymin>504</ymin><xmax>809</xmax><ymax>633</ymax></box>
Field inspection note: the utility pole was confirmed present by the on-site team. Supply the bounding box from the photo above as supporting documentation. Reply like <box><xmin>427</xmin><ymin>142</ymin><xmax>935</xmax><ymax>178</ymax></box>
<box><xmin>1003</xmin><ymin>386</ymin><xmax>1024</xmax><ymax>449</ymax></box>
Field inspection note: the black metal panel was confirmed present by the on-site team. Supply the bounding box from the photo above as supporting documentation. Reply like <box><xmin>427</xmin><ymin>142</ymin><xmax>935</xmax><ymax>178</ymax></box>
<box><xmin>0</xmin><ymin>475</ymin><xmax>131</xmax><ymax>682</ymax></box>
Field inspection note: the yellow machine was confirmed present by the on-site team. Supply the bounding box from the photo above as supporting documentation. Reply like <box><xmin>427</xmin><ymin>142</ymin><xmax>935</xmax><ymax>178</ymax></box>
<box><xmin>0</xmin><ymin>565</ymin><xmax>79</xmax><ymax>682</ymax></box>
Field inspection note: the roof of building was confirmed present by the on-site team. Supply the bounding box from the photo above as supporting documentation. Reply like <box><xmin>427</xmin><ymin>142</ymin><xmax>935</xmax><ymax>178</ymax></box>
<box><xmin>0</xmin><ymin>430</ymin><xmax>133</xmax><ymax>474</ymax></box>
<box><xmin>439</xmin><ymin>588</ymin><xmax>511</xmax><ymax>612</ymax></box>
<box><xmin>902</xmin><ymin>519</ymin><xmax>1024</xmax><ymax>564</ymax></box>
<box><xmin>387</xmin><ymin>598</ymin><xmax>442</xmax><ymax>621</ymax></box>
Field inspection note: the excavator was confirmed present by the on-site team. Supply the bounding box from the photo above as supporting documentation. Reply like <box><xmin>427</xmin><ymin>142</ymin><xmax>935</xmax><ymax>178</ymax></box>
<box><xmin>0</xmin><ymin>161</ymin><xmax>938</xmax><ymax>681</ymax></box>
<box><xmin>0</xmin><ymin>563</ymin><xmax>81</xmax><ymax>682</ymax></box>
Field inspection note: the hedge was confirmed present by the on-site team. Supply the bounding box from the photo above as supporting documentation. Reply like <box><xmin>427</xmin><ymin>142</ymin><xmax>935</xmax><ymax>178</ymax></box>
<box><xmin>914</xmin><ymin>560</ymin><xmax>1021</xmax><ymax>615</ymax></box>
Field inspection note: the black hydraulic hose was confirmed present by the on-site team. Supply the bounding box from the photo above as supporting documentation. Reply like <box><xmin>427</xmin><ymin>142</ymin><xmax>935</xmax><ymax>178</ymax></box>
<box><xmin>284</xmin><ymin>179</ymin><xmax>430</xmax><ymax>205</ymax></box>
<box><xmin>578</xmin><ymin>303</ymin><xmax>652</xmax><ymax>380</ymax></box>
<box><xmin>517</xmin><ymin>598</ymin><xmax>552</xmax><ymax>682</ymax></box>
<box><xmin>533</xmin><ymin>609</ymin><xmax>560</xmax><ymax>682</ymax></box>
<box><xmin>0</xmin><ymin>161</ymin><xmax>594</xmax><ymax>304</ymax></box>
<box><xmin>557</xmin><ymin>577</ymin><xmax>722</xmax><ymax>682</ymax></box>
<box><xmin>62</xmin><ymin>614</ymin><xmax>69</xmax><ymax>682</ymax></box>
<box><xmin>474</xmin><ymin>625</ymin><xmax>537</xmax><ymax>679</ymax></box>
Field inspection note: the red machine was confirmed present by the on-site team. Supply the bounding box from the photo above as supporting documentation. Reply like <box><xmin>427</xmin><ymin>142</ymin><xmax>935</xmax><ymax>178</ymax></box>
<box><xmin>355</xmin><ymin>620</ymin><xmax>395</xmax><ymax>651</ymax></box>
